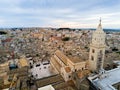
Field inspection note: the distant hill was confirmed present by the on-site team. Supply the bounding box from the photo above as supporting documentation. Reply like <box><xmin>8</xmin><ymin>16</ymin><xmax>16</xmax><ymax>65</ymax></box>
<box><xmin>103</xmin><ymin>29</ymin><xmax>120</xmax><ymax>32</ymax></box>
<box><xmin>0</xmin><ymin>31</ymin><xmax>7</xmax><ymax>35</ymax></box>
<box><xmin>0</xmin><ymin>28</ymin><xmax>120</xmax><ymax>32</ymax></box>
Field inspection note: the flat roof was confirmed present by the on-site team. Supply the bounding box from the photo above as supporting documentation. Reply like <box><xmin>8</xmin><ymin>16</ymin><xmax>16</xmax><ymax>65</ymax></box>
<box><xmin>19</xmin><ymin>58</ymin><xmax>28</xmax><ymax>67</ymax></box>
<box><xmin>30</xmin><ymin>61</ymin><xmax>56</xmax><ymax>79</ymax></box>
<box><xmin>55</xmin><ymin>50</ymin><xmax>85</xmax><ymax>64</ymax></box>
<box><xmin>68</xmin><ymin>56</ymin><xmax>84</xmax><ymax>63</ymax></box>
<box><xmin>92</xmin><ymin>67</ymin><xmax>120</xmax><ymax>90</ymax></box>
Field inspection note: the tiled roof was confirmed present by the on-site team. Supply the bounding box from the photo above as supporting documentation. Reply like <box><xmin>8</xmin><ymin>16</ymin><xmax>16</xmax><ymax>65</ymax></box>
<box><xmin>55</xmin><ymin>50</ymin><xmax>68</xmax><ymax>65</ymax></box>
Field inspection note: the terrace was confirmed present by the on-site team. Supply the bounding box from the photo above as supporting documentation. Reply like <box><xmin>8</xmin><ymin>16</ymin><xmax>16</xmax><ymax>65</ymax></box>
<box><xmin>30</xmin><ymin>61</ymin><xmax>57</xmax><ymax>79</ymax></box>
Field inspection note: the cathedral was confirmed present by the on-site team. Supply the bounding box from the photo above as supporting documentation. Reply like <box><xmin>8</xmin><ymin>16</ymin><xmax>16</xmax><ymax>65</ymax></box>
<box><xmin>51</xmin><ymin>19</ymin><xmax>106</xmax><ymax>82</ymax></box>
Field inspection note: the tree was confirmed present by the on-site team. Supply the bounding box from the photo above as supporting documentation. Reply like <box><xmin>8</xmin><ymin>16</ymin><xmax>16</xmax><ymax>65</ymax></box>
<box><xmin>62</xmin><ymin>37</ymin><xmax>70</xmax><ymax>41</ymax></box>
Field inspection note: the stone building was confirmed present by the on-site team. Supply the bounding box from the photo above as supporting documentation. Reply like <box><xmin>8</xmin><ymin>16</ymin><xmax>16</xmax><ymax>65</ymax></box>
<box><xmin>89</xmin><ymin>19</ymin><xmax>106</xmax><ymax>72</ymax></box>
<box><xmin>50</xmin><ymin>50</ymin><xmax>88</xmax><ymax>81</ymax></box>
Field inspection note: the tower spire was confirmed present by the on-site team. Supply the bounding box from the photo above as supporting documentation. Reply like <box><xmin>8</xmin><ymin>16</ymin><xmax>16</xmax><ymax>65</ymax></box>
<box><xmin>100</xmin><ymin>17</ymin><xmax>101</xmax><ymax>25</ymax></box>
<box><xmin>97</xmin><ymin>18</ymin><xmax>102</xmax><ymax>30</ymax></box>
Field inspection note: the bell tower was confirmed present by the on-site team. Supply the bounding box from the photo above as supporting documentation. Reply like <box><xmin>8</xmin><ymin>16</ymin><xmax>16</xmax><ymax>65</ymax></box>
<box><xmin>89</xmin><ymin>19</ymin><xmax>106</xmax><ymax>72</ymax></box>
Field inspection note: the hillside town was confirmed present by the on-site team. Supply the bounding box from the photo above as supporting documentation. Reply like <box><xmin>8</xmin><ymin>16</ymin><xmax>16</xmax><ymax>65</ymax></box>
<box><xmin>0</xmin><ymin>20</ymin><xmax>120</xmax><ymax>90</ymax></box>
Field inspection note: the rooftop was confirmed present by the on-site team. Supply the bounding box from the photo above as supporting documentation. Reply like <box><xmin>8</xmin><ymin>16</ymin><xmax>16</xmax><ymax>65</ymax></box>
<box><xmin>38</xmin><ymin>85</ymin><xmax>55</xmax><ymax>90</ymax></box>
<box><xmin>30</xmin><ymin>61</ymin><xmax>57</xmax><ymax>79</ymax></box>
<box><xmin>68</xmin><ymin>56</ymin><xmax>84</xmax><ymax>63</ymax></box>
<box><xmin>36</xmin><ymin>74</ymin><xmax>64</xmax><ymax>88</ymax></box>
<box><xmin>19</xmin><ymin>58</ymin><xmax>29</xmax><ymax>67</ymax></box>
<box><xmin>55</xmin><ymin>50</ymin><xmax>68</xmax><ymax>65</ymax></box>
<box><xmin>90</xmin><ymin>67</ymin><xmax>120</xmax><ymax>90</ymax></box>
<box><xmin>55</xmin><ymin>50</ymin><xmax>85</xmax><ymax>65</ymax></box>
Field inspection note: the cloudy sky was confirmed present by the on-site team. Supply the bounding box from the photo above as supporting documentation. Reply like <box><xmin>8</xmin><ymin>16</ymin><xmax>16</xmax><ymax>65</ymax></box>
<box><xmin>0</xmin><ymin>0</ymin><xmax>120</xmax><ymax>28</ymax></box>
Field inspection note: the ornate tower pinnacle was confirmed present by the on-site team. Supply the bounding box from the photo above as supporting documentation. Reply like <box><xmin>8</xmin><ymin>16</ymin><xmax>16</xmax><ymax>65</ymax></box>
<box><xmin>97</xmin><ymin>18</ymin><xmax>103</xmax><ymax>31</ymax></box>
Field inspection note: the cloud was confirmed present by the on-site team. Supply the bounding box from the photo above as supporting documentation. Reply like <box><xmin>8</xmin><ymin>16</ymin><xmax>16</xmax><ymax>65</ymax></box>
<box><xmin>0</xmin><ymin>0</ymin><xmax>120</xmax><ymax>28</ymax></box>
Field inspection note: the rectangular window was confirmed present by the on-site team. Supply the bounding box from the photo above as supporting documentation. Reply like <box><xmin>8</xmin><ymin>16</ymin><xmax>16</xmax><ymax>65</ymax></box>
<box><xmin>92</xmin><ymin>49</ymin><xmax>95</xmax><ymax>53</ymax></box>
<box><xmin>69</xmin><ymin>75</ymin><xmax>71</xmax><ymax>78</ymax></box>
<box><xmin>91</xmin><ymin>56</ymin><xmax>94</xmax><ymax>61</ymax></box>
